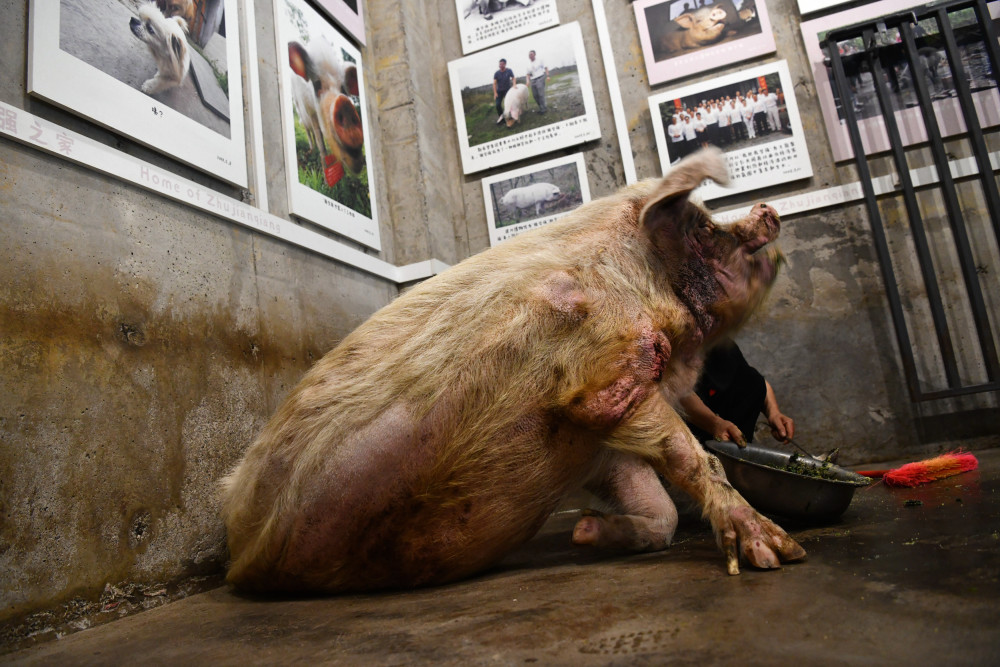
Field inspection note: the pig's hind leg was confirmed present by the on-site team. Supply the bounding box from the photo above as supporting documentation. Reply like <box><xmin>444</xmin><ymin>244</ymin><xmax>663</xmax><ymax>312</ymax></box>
<box><xmin>606</xmin><ymin>392</ymin><xmax>806</xmax><ymax>574</ymax></box>
<box><xmin>572</xmin><ymin>451</ymin><xmax>679</xmax><ymax>552</ymax></box>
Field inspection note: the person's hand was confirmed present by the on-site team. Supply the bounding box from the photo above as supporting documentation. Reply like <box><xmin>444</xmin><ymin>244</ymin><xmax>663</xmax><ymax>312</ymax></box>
<box><xmin>768</xmin><ymin>412</ymin><xmax>794</xmax><ymax>443</ymax></box>
<box><xmin>713</xmin><ymin>419</ymin><xmax>746</xmax><ymax>448</ymax></box>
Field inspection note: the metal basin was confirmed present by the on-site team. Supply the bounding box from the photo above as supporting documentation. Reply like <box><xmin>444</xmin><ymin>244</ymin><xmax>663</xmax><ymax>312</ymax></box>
<box><xmin>704</xmin><ymin>440</ymin><xmax>872</xmax><ymax>520</ymax></box>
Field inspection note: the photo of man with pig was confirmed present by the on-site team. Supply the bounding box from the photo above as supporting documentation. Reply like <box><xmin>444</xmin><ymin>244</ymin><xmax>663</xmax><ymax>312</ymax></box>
<box><xmin>453</xmin><ymin>32</ymin><xmax>586</xmax><ymax>144</ymax></box>
<box><xmin>634</xmin><ymin>0</ymin><xmax>776</xmax><ymax>85</ymax></box>
<box><xmin>276</xmin><ymin>0</ymin><xmax>380</xmax><ymax>250</ymax></box>
<box><xmin>448</xmin><ymin>22</ymin><xmax>601</xmax><ymax>174</ymax></box>
<box><xmin>483</xmin><ymin>154</ymin><xmax>591</xmax><ymax>246</ymax></box>
<box><xmin>650</xmin><ymin>60</ymin><xmax>813</xmax><ymax>200</ymax></box>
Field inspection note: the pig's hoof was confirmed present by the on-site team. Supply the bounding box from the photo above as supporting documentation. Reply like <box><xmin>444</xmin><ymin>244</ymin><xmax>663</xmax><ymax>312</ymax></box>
<box><xmin>571</xmin><ymin>512</ymin><xmax>605</xmax><ymax>546</ymax></box>
<box><xmin>719</xmin><ymin>506</ymin><xmax>806</xmax><ymax>575</ymax></box>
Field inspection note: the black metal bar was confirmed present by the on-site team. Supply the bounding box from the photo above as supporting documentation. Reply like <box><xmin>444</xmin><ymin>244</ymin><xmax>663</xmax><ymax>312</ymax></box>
<box><xmin>937</xmin><ymin>1</ymin><xmax>1000</xmax><ymax>248</ymax></box>
<box><xmin>864</xmin><ymin>26</ymin><xmax>962</xmax><ymax>388</ymax></box>
<box><xmin>825</xmin><ymin>33</ymin><xmax>925</xmax><ymax>401</ymax></box>
<box><xmin>918</xmin><ymin>381</ymin><xmax>1000</xmax><ymax>402</ymax></box>
<box><xmin>898</xmin><ymin>17</ymin><xmax>1000</xmax><ymax>382</ymax></box>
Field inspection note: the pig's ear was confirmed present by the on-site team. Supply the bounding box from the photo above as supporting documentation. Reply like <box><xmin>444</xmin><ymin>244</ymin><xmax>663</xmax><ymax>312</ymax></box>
<box><xmin>639</xmin><ymin>147</ymin><xmax>729</xmax><ymax>236</ymax></box>
<box><xmin>673</xmin><ymin>13</ymin><xmax>695</xmax><ymax>29</ymax></box>
<box><xmin>288</xmin><ymin>41</ymin><xmax>312</xmax><ymax>80</ymax></box>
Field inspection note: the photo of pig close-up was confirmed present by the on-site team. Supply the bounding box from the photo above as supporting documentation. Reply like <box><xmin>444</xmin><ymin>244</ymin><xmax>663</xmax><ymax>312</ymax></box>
<box><xmin>220</xmin><ymin>148</ymin><xmax>806</xmax><ymax>595</ymax></box>
<box><xmin>647</xmin><ymin>0</ymin><xmax>761</xmax><ymax>62</ymax></box>
<box><xmin>284</xmin><ymin>0</ymin><xmax>372</xmax><ymax>218</ymax></box>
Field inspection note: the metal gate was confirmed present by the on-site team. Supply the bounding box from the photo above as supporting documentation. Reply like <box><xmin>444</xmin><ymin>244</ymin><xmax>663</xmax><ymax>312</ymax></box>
<box><xmin>823</xmin><ymin>0</ymin><xmax>1000</xmax><ymax>401</ymax></box>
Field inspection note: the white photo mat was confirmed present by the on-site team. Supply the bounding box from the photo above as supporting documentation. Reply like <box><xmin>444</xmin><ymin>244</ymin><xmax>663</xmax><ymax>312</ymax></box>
<box><xmin>275</xmin><ymin>0</ymin><xmax>380</xmax><ymax>250</ymax></box>
<box><xmin>447</xmin><ymin>22</ymin><xmax>601</xmax><ymax>175</ymax></box>
<box><xmin>797</xmin><ymin>0</ymin><xmax>854</xmax><ymax>16</ymax></box>
<box><xmin>482</xmin><ymin>152</ymin><xmax>591</xmax><ymax>246</ymax></box>
<box><xmin>28</xmin><ymin>0</ymin><xmax>248</xmax><ymax>187</ymax></box>
<box><xmin>456</xmin><ymin>0</ymin><xmax>560</xmax><ymax>55</ymax></box>
<box><xmin>800</xmin><ymin>0</ymin><xmax>1000</xmax><ymax>162</ymax></box>
<box><xmin>312</xmin><ymin>0</ymin><xmax>366</xmax><ymax>45</ymax></box>
<box><xmin>634</xmin><ymin>0</ymin><xmax>776</xmax><ymax>86</ymax></box>
<box><xmin>649</xmin><ymin>60</ymin><xmax>813</xmax><ymax>200</ymax></box>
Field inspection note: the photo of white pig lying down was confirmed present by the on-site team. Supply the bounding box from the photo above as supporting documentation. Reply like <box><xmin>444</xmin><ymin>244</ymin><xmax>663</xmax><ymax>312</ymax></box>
<box><xmin>500</xmin><ymin>182</ymin><xmax>562</xmax><ymax>219</ymax></box>
<box><xmin>221</xmin><ymin>147</ymin><xmax>806</xmax><ymax>594</ymax></box>
<box><xmin>500</xmin><ymin>83</ymin><xmax>531</xmax><ymax>127</ymax></box>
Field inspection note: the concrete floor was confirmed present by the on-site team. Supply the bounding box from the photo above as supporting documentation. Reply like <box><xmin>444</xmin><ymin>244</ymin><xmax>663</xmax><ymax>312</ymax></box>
<box><xmin>7</xmin><ymin>449</ymin><xmax>1000</xmax><ymax>665</ymax></box>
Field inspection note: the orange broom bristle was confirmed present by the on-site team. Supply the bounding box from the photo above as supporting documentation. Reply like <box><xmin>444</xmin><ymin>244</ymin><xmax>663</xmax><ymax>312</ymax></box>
<box><xmin>857</xmin><ymin>451</ymin><xmax>979</xmax><ymax>487</ymax></box>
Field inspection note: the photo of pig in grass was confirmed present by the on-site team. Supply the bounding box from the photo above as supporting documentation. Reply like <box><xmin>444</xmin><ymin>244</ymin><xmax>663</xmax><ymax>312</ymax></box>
<box><xmin>220</xmin><ymin>148</ymin><xmax>807</xmax><ymax>594</ymax></box>
<box><xmin>284</xmin><ymin>0</ymin><xmax>371</xmax><ymax>218</ymax></box>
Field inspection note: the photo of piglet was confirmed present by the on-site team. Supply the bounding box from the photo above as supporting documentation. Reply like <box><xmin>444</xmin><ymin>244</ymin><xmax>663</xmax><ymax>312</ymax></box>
<box><xmin>220</xmin><ymin>148</ymin><xmax>807</xmax><ymax>594</ymax></box>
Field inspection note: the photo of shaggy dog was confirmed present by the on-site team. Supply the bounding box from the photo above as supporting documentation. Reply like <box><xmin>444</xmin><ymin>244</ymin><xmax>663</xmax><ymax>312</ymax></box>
<box><xmin>129</xmin><ymin>2</ymin><xmax>190</xmax><ymax>95</ymax></box>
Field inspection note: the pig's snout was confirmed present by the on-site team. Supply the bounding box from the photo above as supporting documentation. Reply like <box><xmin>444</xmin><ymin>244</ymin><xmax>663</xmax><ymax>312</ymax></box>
<box><xmin>756</xmin><ymin>202</ymin><xmax>780</xmax><ymax>236</ymax></box>
<box><xmin>736</xmin><ymin>203</ymin><xmax>780</xmax><ymax>254</ymax></box>
<box><xmin>332</xmin><ymin>95</ymin><xmax>363</xmax><ymax>151</ymax></box>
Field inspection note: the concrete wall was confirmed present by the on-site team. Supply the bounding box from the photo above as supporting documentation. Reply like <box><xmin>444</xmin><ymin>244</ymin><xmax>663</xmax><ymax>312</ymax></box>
<box><xmin>2</xmin><ymin>0</ymin><xmax>998</xmax><ymax>639</ymax></box>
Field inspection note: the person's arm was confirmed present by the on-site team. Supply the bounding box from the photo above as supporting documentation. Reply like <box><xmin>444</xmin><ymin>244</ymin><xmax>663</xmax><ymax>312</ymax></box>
<box><xmin>493</xmin><ymin>77</ymin><xmax>498</xmax><ymax>99</ymax></box>
<box><xmin>679</xmin><ymin>394</ymin><xmax>746</xmax><ymax>447</ymax></box>
<box><xmin>763</xmin><ymin>380</ymin><xmax>794</xmax><ymax>442</ymax></box>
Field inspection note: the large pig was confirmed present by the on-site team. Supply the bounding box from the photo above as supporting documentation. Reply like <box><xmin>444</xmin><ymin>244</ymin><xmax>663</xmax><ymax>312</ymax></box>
<box><xmin>501</xmin><ymin>83</ymin><xmax>531</xmax><ymax>127</ymax></box>
<box><xmin>288</xmin><ymin>40</ymin><xmax>365</xmax><ymax>175</ymax></box>
<box><xmin>221</xmin><ymin>148</ymin><xmax>806</xmax><ymax>593</ymax></box>
<box><xmin>500</xmin><ymin>182</ymin><xmax>561</xmax><ymax>218</ymax></box>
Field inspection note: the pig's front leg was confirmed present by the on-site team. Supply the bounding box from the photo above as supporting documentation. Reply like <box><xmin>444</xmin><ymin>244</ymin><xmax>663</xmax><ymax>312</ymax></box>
<box><xmin>572</xmin><ymin>451</ymin><xmax>679</xmax><ymax>552</ymax></box>
<box><xmin>607</xmin><ymin>392</ymin><xmax>806</xmax><ymax>574</ymax></box>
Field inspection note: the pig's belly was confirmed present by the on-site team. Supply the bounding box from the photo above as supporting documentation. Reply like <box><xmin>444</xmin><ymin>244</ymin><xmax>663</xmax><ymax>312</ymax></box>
<box><xmin>275</xmin><ymin>415</ymin><xmax>602</xmax><ymax>592</ymax></box>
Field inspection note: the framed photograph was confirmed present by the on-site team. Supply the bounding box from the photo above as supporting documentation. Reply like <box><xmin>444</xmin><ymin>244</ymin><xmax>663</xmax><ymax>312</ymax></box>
<box><xmin>447</xmin><ymin>21</ymin><xmax>601</xmax><ymax>175</ymax></box>
<box><xmin>634</xmin><ymin>0</ymin><xmax>776</xmax><ymax>86</ymax></box>
<box><xmin>482</xmin><ymin>153</ymin><xmax>591</xmax><ymax>246</ymax></box>
<box><xmin>649</xmin><ymin>60</ymin><xmax>813</xmax><ymax>200</ymax></box>
<box><xmin>456</xmin><ymin>0</ymin><xmax>559</xmax><ymax>55</ymax></box>
<box><xmin>28</xmin><ymin>0</ymin><xmax>248</xmax><ymax>187</ymax></box>
<box><xmin>275</xmin><ymin>0</ymin><xmax>380</xmax><ymax>250</ymax></box>
<box><xmin>801</xmin><ymin>0</ymin><xmax>1000</xmax><ymax>162</ymax></box>
<box><xmin>311</xmin><ymin>0</ymin><xmax>365</xmax><ymax>45</ymax></box>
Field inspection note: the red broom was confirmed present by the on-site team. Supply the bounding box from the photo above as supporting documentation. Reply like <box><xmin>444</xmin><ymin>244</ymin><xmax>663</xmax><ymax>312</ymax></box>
<box><xmin>857</xmin><ymin>451</ymin><xmax>979</xmax><ymax>487</ymax></box>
